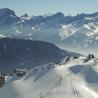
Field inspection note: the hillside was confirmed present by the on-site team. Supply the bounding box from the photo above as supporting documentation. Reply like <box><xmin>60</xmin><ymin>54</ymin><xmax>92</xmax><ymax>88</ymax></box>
<box><xmin>0</xmin><ymin>56</ymin><xmax>98</xmax><ymax>98</ymax></box>
<box><xmin>0</xmin><ymin>38</ymin><xmax>78</xmax><ymax>73</ymax></box>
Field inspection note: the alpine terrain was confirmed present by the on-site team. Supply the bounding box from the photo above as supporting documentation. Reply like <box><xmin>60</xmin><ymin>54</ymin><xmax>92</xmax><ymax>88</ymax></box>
<box><xmin>0</xmin><ymin>7</ymin><xmax>98</xmax><ymax>98</ymax></box>
<box><xmin>0</xmin><ymin>55</ymin><xmax>98</xmax><ymax>98</ymax></box>
<box><xmin>0</xmin><ymin>8</ymin><xmax>98</xmax><ymax>55</ymax></box>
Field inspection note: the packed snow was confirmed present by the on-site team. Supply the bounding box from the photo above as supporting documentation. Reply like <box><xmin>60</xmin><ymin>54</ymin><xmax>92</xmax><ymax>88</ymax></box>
<box><xmin>0</xmin><ymin>56</ymin><xmax>98</xmax><ymax>98</ymax></box>
<box><xmin>0</xmin><ymin>34</ymin><xmax>6</xmax><ymax>38</ymax></box>
<box><xmin>59</xmin><ymin>24</ymin><xmax>78</xmax><ymax>40</ymax></box>
<box><xmin>15</xmin><ymin>29</ymin><xmax>22</xmax><ymax>34</ymax></box>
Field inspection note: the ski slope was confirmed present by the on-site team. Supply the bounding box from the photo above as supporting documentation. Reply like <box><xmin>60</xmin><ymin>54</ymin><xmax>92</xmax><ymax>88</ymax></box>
<box><xmin>0</xmin><ymin>57</ymin><xmax>98</xmax><ymax>98</ymax></box>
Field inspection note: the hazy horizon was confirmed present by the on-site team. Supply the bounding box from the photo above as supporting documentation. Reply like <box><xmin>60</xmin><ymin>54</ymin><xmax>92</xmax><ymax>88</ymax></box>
<box><xmin>0</xmin><ymin>0</ymin><xmax>98</xmax><ymax>16</ymax></box>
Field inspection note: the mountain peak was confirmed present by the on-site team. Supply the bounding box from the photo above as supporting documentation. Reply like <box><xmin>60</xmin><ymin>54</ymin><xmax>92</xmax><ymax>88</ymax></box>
<box><xmin>52</xmin><ymin>12</ymin><xmax>64</xmax><ymax>18</ymax></box>
<box><xmin>0</xmin><ymin>8</ymin><xmax>19</xmax><ymax>28</ymax></box>
<box><xmin>0</xmin><ymin>8</ymin><xmax>16</xmax><ymax>17</ymax></box>
<box><xmin>21</xmin><ymin>13</ymin><xmax>29</xmax><ymax>18</ymax></box>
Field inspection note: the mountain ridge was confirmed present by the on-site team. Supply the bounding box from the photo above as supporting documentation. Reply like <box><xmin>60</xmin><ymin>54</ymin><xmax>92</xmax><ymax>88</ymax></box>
<box><xmin>0</xmin><ymin>37</ymin><xmax>79</xmax><ymax>73</ymax></box>
<box><xmin>0</xmin><ymin>56</ymin><xmax>98</xmax><ymax>98</ymax></box>
<box><xmin>0</xmin><ymin>8</ymin><xmax>98</xmax><ymax>56</ymax></box>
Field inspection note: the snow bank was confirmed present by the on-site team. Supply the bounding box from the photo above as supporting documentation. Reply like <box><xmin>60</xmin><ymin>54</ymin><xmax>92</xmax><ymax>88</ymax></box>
<box><xmin>0</xmin><ymin>57</ymin><xmax>98</xmax><ymax>98</ymax></box>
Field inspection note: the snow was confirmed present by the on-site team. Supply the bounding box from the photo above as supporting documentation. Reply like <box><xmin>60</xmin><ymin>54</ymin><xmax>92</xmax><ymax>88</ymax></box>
<box><xmin>16</xmin><ymin>29</ymin><xmax>22</xmax><ymax>34</ymax></box>
<box><xmin>96</xmin><ymin>36</ymin><xmax>98</xmax><ymax>40</ymax></box>
<box><xmin>0</xmin><ymin>34</ymin><xmax>6</xmax><ymax>38</ymax></box>
<box><xmin>84</xmin><ymin>24</ymin><xmax>91</xmax><ymax>30</ymax></box>
<box><xmin>20</xmin><ymin>16</ymin><xmax>30</xmax><ymax>22</ymax></box>
<box><xmin>86</xmin><ymin>32</ymin><xmax>95</xmax><ymax>37</ymax></box>
<box><xmin>85</xmin><ymin>17</ymin><xmax>93</xmax><ymax>20</ymax></box>
<box><xmin>59</xmin><ymin>24</ymin><xmax>78</xmax><ymax>40</ymax></box>
<box><xmin>84</xmin><ymin>24</ymin><xmax>98</xmax><ymax>37</ymax></box>
<box><xmin>31</xmin><ymin>26</ymin><xmax>37</xmax><ymax>32</ymax></box>
<box><xmin>0</xmin><ymin>57</ymin><xmax>98</xmax><ymax>98</ymax></box>
<box><xmin>81</xmin><ymin>83</ymin><xmax>98</xmax><ymax>98</ymax></box>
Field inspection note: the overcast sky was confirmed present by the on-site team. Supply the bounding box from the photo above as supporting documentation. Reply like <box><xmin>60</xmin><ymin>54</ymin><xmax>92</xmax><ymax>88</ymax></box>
<box><xmin>0</xmin><ymin>0</ymin><xmax>98</xmax><ymax>16</ymax></box>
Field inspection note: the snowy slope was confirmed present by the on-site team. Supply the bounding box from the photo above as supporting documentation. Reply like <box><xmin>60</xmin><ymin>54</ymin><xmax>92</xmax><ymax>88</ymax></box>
<box><xmin>0</xmin><ymin>56</ymin><xmax>98</xmax><ymax>98</ymax></box>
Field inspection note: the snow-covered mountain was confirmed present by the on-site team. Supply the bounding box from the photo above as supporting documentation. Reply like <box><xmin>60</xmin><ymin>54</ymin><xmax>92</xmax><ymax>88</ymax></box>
<box><xmin>0</xmin><ymin>8</ymin><xmax>98</xmax><ymax>55</ymax></box>
<box><xmin>0</xmin><ymin>55</ymin><xmax>98</xmax><ymax>98</ymax></box>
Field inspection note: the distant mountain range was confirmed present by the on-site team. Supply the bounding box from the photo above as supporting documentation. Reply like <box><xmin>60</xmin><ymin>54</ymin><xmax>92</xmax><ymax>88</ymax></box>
<box><xmin>0</xmin><ymin>8</ymin><xmax>98</xmax><ymax>55</ymax></box>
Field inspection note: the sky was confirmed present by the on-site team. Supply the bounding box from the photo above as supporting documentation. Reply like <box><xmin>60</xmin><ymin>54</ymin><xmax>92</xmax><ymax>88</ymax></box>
<box><xmin>0</xmin><ymin>0</ymin><xmax>98</xmax><ymax>16</ymax></box>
